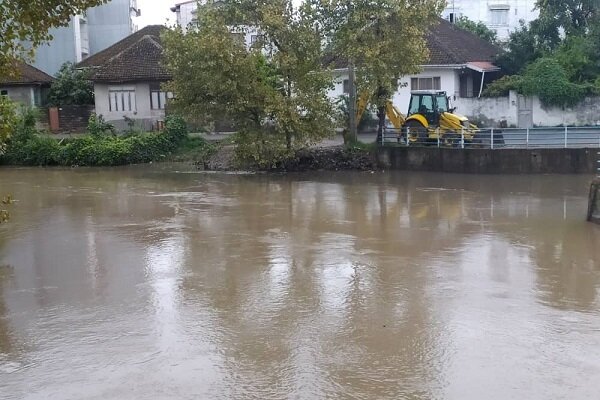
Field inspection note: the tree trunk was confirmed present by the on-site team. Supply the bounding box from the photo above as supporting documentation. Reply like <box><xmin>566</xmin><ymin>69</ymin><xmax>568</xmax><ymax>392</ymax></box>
<box><xmin>376</xmin><ymin>105</ymin><xmax>385</xmax><ymax>144</ymax></box>
<box><xmin>375</xmin><ymin>84</ymin><xmax>386</xmax><ymax>144</ymax></box>
<box><xmin>286</xmin><ymin>76</ymin><xmax>292</xmax><ymax>150</ymax></box>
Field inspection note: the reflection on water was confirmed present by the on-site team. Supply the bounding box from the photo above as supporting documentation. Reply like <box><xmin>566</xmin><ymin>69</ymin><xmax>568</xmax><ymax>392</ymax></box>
<box><xmin>0</xmin><ymin>166</ymin><xmax>599</xmax><ymax>399</ymax></box>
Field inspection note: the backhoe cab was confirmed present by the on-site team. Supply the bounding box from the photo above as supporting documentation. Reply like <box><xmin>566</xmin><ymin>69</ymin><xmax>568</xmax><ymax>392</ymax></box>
<box><xmin>404</xmin><ymin>90</ymin><xmax>476</xmax><ymax>143</ymax></box>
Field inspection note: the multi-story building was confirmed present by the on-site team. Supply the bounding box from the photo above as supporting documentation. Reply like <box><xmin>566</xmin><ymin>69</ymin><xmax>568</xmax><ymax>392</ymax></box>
<box><xmin>442</xmin><ymin>0</ymin><xmax>539</xmax><ymax>40</ymax></box>
<box><xmin>170</xmin><ymin>0</ymin><xmax>260</xmax><ymax>46</ymax></box>
<box><xmin>25</xmin><ymin>0</ymin><xmax>141</xmax><ymax>76</ymax></box>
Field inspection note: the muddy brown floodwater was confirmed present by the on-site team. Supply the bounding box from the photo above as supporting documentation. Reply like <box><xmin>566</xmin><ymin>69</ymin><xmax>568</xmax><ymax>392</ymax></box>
<box><xmin>0</xmin><ymin>166</ymin><xmax>599</xmax><ymax>399</ymax></box>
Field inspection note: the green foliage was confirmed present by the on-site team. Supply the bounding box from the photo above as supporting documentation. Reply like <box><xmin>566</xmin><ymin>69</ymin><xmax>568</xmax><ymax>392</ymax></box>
<box><xmin>1</xmin><ymin>115</ymin><xmax>196</xmax><ymax>167</ymax></box>
<box><xmin>162</xmin><ymin>0</ymin><xmax>336</xmax><ymax>166</ymax></box>
<box><xmin>164</xmin><ymin>115</ymin><xmax>188</xmax><ymax>143</ymax></box>
<box><xmin>495</xmin><ymin>22</ymin><xmax>542</xmax><ymax>75</ymax></box>
<box><xmin>47</xmin><ymin>62</ymin><xmax>94</xmax><ymax>106</ymax></box>
<box><xmin>233</xmin><ymin>129</ymin><xmax>294</xmax><ymax>169</ymax></box>
<box><xmin>520</xmin><ymin>58</ymin><xmax>586</xmax><ymax>107</ymax></box>
<box><xmin>0</xmin><ymin>96</ymin><xmax>17</xmax><ymax>153</ymax></box>
<box><xmin>482</xmin><ymin>75</ymin><xmax>523</xmax><ymax>97</ymax></box>
<box><xmin>492</xmin><ymin>1</ymin><xmax>600</xmax><ymax>106</ymax></box>
<box><xmin>87</xmin><ymin>114</ymin><xmax>115</xmax><ymax>137</ymax></box>
<box><xmin>334</xmin><ymin>95</ymin><xmax>377</xmax><ymax>131</ymax></box>
<box><xmin>554</xmin><ymin>35</ymin><xmax>600</xmax><ymax>83</ymax></box>
<box><xmin>0</xmin><ymin>0</ymin><xmax>107</xmax><ymax>76</ymax></box>
<box><xmin>0</xmin><ymin>195</ymin><xmax>12</xmax><ymax>224</ymax></box>
<box><xmin>455</xmin><ymin>16</ymin><xmax>497</xmax><ymax>43</ymax></box>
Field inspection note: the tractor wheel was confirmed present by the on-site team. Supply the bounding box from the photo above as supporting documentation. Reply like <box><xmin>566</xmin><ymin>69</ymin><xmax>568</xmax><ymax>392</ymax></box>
<box><xmin>404</xmin><ymin>120</ymin><xmax>427</xmax><ymax>145</ymax></box>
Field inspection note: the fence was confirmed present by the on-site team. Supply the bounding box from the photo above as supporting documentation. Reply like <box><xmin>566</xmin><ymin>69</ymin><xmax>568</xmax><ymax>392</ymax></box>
<box><xmin>381</xmin><ymin>126</ymin><xmax>600</xmax><ymax>150</ymax></box>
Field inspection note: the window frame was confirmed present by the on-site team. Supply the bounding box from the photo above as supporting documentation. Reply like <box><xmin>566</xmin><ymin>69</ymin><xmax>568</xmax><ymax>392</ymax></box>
<box><xmin>410</xmin><ymin>77</ymin><xmax>441</xmax><ymax>91</ymax></box>
<box><xmin>489</xmin><ymin>7</ymin><xmax>509</xmax><ymax>26</ymax></box>
<box><xmin>108</xmin><ymin>87</ymin><xmax>136</xmax><ymax>112</ymax></box>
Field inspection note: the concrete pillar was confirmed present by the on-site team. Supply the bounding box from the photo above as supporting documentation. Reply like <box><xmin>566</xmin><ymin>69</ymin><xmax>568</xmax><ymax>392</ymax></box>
<box><xmin>588</xmin><ymin>178</ymin><xmax>600</xmax><ymax>224</ymax></box>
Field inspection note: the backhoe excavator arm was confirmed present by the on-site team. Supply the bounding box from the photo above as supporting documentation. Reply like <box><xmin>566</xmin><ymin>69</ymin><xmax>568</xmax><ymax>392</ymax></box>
<box><xmin>355</xmin><ymin>92</ymin><xmax>406</xmax><ymax>130</ymax></box>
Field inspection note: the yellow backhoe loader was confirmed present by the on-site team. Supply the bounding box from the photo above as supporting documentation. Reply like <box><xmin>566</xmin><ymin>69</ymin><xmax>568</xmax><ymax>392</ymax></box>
<box><xmin>357</xmin><ymin>90</ymin><xmax>478</xmax><ymax>145</ymax></box>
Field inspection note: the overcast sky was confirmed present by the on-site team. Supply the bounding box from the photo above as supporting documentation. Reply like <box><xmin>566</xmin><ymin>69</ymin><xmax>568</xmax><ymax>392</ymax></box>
<box><xmin>136</xmin><ymin>0</ymin><xmax>180</xmax><ymax>27</ymax></box>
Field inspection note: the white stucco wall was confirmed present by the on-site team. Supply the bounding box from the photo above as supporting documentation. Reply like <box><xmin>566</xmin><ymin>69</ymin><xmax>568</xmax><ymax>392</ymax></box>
<box><xmin>0</xmin><ymin>86</ymin><xmax>37</xmax><ymax>107</ymax></box>
<box><xmin>454</xmin><ymin>91</ymin><xmax>518</xmax><ymax>126</ymax></box>
<box><xmin>531</xmin><ymin>97</ymin><xmax>600</xmax><ymax>127</ymax></box>
<box><xmin>329</xmin><ymin>67</ymin><xmax>461</xmax><ymax>114</ymax></box>
<box><xmin>94</xmin><ymin>82</ymin><xmax>166</xmax><ymax>131</ymax></box>
<box><xmin>452</xmin><ymin>92</ymin><xmax>600</xmax><ymax>127</ymax></box>
<box><xmin>442</xmin><ymin>0</ymin><xmax>539</xmax><ymax>40</ymax></box>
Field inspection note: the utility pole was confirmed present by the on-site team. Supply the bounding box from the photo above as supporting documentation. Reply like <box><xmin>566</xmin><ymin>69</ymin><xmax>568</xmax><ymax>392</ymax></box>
<box><xmin>348</xmin><ymin>60</ymin><xmax>357</xmax><ymax>143</ymax></box>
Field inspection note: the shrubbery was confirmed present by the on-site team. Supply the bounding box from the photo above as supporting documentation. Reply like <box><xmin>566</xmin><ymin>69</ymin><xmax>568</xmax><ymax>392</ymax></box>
<box><xmin>484</xmin><ymin>58</ymin><xmax>597</xmax><ymax>107</ymax></box>
<box><xmin>0</xmin><ymin>113</ymin><xmax>196</xmax><ymax>167</ymax></box>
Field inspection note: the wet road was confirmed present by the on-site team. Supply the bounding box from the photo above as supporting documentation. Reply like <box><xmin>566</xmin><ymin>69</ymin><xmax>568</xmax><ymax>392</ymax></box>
<box><xmin>0</xmin><ymin>166</ymin><xmax>599</xmax><ymax>399</ymax></box>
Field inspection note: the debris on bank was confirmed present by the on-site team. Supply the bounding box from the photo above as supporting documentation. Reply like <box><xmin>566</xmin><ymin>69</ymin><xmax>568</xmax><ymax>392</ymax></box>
<box><xmin>198</xmin><ymin>145</ymin><xmax>376</xmax><ymax>172</ymax></box>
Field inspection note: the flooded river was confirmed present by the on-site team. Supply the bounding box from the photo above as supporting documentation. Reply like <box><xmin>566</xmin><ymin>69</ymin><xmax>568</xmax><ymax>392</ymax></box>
<box><xmin>0</xmin><ymin>166</ymin><xmax>599</xmax><ymax>399</ymax></box>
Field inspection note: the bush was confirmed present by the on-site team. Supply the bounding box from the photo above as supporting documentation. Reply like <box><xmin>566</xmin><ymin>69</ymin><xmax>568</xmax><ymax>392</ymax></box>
<box><xmin>482</xmin><ymin>75</ymin><xmax>523</xmax><ymax>97</ymax></box>
<box><xmin>233</xmin><ymin>129</ymin><xmax>294</xmax><ymax>169</ymax></box>
<box><xmin>1</xmin><ymin>115</ymin><xmax>193</xmax><ymax>167</ymax></box>
<box><xmin>520</xmin><ymin>57</ymin><xmax>585</xmax><ymax>107</ymax></box>
<box><xmin>87</xmin><ymin>114</ymin><xmax>115</xmax><ymax>137</ymax></box>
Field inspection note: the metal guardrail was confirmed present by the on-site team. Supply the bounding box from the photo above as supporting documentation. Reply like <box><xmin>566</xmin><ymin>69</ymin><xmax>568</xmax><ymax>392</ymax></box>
<box><xmin>381</xmin><ymin>126</ymin><xmax>600</xmax><ymax>149</ymax></box>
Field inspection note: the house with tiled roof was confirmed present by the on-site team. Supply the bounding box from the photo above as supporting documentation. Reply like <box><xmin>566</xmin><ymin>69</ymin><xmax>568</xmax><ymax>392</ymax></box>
<box><xmin>329</xmin><ymin>18</ymin><xmax>501</xmax><ymax>112</ymax></box>
<box><xmin>78</xmin><ymin>25</ymin><xmax>172</xmax><ymax>131</ymax></box>
<box><xmin>0</xmin><ymin>61</ymin><xmax>53</xmax><ymax>107</ymax></box>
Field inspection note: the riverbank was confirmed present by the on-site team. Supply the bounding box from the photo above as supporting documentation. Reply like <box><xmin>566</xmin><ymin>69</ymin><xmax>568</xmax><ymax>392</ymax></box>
<box><xmin>199</xmin><ymin>144</ymin><xmax>377</xmax><ymax>172</ymax></box>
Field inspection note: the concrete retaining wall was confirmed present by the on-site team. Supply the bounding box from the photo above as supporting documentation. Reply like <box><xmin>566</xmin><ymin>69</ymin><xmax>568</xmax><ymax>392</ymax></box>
<box><xmin>377</xmin><ymin>147</ymin><xmax>597</xmax><ymax>174</ymax></box>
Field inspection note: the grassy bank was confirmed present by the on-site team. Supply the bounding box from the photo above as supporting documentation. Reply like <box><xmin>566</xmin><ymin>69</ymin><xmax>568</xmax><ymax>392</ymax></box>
<box><xmin>0</xmin><ymin>116</ymin><xmax>215</xmax><ymax>167</ymax></box>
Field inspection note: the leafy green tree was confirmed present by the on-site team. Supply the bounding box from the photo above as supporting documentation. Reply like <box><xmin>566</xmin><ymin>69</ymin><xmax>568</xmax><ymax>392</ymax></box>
<box><xmin>0</xmin><ymin>97</ymin><xmax>17</xmax><ymax>153</ymax></box>
<box><xmin>0</xmin><ymin>0</ymin><xmax>107</xmax><ymax>76</ymax></box>
<box><xmin>455</xmin><ymin>16</ymin><xmax>497</xmax><ymax>44</ymax></box>
<box><xmin>554</xmin><ymin>35</ymin><xmax>600</xmax><ymax>83</ymax></box>
<box><xmin>495</xmin><ymin>21</ymin><xmax>542</xmax><ymax>75</ymax></box>
<box><xmin>311</xmin><ymin>0</ymin><xmax>445</xmax><ymax>139</ymax></box>
<box><xmin>534</xmin><ymin>0</ymin><xmax>599</xmax><ymax>38</ymax></box>
<box><xmin>162</xmin><ymin>0</ymin><xmax>335</xmax><ymax>167</ymax></box>
<box><xmin>47</xmin><ymin>63</ymin><xmax>94</xmax><ymax>106</ymax></box>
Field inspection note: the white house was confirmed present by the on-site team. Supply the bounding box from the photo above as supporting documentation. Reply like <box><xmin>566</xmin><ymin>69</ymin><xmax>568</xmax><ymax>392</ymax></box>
<box><xmin>442</xmin><ymin>0</ymin><xmax>539</xmax><ymax>40</ymax></box>
<box><xmin>328</xmin><ymin>18</ymin><xmax>502</xmax><ymax>116</ymax></box>
<box><xmin>0</xmin><ymin>62</ymin><xmax>53</xmax><ymax>107</ymax></box>
<box><xmin>170</xmin><ymin>0</ymin><xmax>263</xmax><ymax>47</ymax></box>
<box><xmin>78</xmin><ymin>25</ymin><xmax>172</xmax><ymax>131</ymax></box>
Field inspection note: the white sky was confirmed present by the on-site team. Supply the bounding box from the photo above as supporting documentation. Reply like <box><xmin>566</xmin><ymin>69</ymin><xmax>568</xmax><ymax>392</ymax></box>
<box><xmin>135</xmin><ymin>0</ymin><xmax>180</xmax><ymax>27</ymax></box>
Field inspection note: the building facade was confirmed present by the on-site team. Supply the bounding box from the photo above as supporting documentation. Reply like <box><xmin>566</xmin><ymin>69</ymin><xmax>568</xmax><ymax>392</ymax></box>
<box><xmin>25</xmin><ymin>0</ymin><xmax>141</xmax><ymax>76</ymax></box>
<box><xmin>0</xmin><ymin>62</ymin><xmax>53</xmax><ymax>107</ymax></box>
<box><xmin>170</xmin><ymin>0</ymin><xmax>261</xmax><ymax>46</ymax></box>
<box><xmin>329</xmin><ymin>19</ymin><xmax>501</xmax><ymax>117</ymax></box>
<box><xmin>442</xmin><ymin>0</ymin><xmax>539</xmax><ymax>40</ymax></box>
<box><xmin>79</xmin><ymin>26</ymin><xmax>172</xmax><ymax>131</ymax></box>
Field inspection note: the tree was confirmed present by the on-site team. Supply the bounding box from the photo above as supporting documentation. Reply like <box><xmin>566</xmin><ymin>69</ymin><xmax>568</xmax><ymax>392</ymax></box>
<box><xmin>0</xmin><ymin>0</ymin><xmax>107</xmax><ymax>76</ymax></box>
<box><xmin>0</xmin><ymin>97</ymin><xmax>17</xmax><ymax>153</ymax></box>
<box><xmin>455</xmin><ymin>16</ymin><xmax>497</xmax><ymax>43</ymax></box>
<box><xmin>162</xmin><ymin>0</ymin><xmax>335</xmax><ymax>167</ymax></box>
<box><xmin>47</xmin><ymin>63</ymin><xmax>95</xmax><ymax>106</ymax></box>
<box><xmin>534</xmin><ymin>0</ymin><xmax>599</xmax><ymax>38</ymax></box>
<box><xmin>495</xmin><ymin>22</ymin><xmax>542</xmax><ymax>75</ymax></box>
<box><xmin>311</xmin><ymin>0</ymin><xmax>445</xmax><ymax>140</ymax></box>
